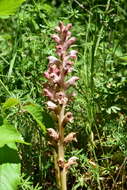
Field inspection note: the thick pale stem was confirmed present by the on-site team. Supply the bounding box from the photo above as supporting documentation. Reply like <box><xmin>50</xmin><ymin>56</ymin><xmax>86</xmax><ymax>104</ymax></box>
<box><xmin>58</xmin><ymin>104</ymin><xmax>67</xmax><ymax>190</ymax></box>
<box><xmin>53</xmin><ymin>149</ymin><xmax>61</xmax><ymax>189</ymax></box>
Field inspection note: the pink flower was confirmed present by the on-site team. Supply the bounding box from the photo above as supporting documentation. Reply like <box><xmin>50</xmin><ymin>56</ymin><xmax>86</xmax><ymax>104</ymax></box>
<box><xmin>63</xmin><ymin>61</ymin><xmax>74</xmax><ymax>74</ymax></box>
<box><xmin>65</xmin><ymin>31</ymin><xmax>72</xmax><ymax>40</ymax></box>
<box><xmin>55</xmin><ymin>92</ymin><xmax>68</xmax><ymax>105</ymax></box>
<box><xmin>44</xmin><ymin>65</ymin><xmax>61</xmax><ymax>83</ymax></box>
<box><xmin>44</xmin><ymin>71</ymin><xmax>50</xmax><ymax>80</ymax></box>
<box><xmin>63</xmin><ymin>112</ymin><xmax>74</xmax><ymax>124</ymax></box>
<box><xmin>52</xmin><ymin>34</ymin><xmax>61</xmax><ymax>44</ymax></box>
<box><xmin>64</xmin><ymin>132</ymin><xmax>77</xmax><ymax>144</ymax></box>
<box><xmin>55</xmin><ymin>26</ymin><xmax>61</xmax><ymax>33</ymax></box>
<box><xmin>44</xmin><ymin>88</ymin><xmax>54</xmax><ymax>99</ymax></box>
<box><xmin>48</xmin><ymin>56</ymin><xmax>60</xmax><ymax>65</ymax></box>
<box><xmin>64</xmin><ymin>37</ymin><xmax>76</xmax><ymax>49</ymax></box>
<box><xmin>50</xmin><ymin>73</ymin><xmax>61</xmax><ymax>83</ymax></box>
<box><xmin>48</xmin><ymin>65</ymin><xmax>60</xmax><ymax>74</ymax></box>
<box><xmin>59</xmin><ymin>21</ymin><xmax>66</xmax><ymax>33</ymax></box>
<box><xmin>65</xmin><ymin>76</ymin><xmax>79</xmax><ymax>88</ymax></box>
<box><xmin>65</xmin><ymin>156</ymin><xmax>78</xmax><ymax>169</ymax></box>
<box><xmin>65</xmin><ymin>23</ymin><xmax>72</xmax><ymax>31</ymax></box>
<box><xmin>47</xmin><ymin>128</ymin><xmax>59</xmax><ymax>141</ymax></box>
<box><xmin>56</xmin><ymin>45</ymin><xmax>64</xmax><ymax>56</ymax></box>
<box><xmin>47</xmin><ymin>101</ymin><xmax>57</xmax><ymax>110</ymax></box>
<box><xmin>69</xmin><ymin>50</ymin><xmax>77</xmax><ymax>59</ymax></box>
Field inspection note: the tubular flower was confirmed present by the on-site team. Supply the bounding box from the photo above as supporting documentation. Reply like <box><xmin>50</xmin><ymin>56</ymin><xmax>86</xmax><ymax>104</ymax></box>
<box><xmin>64</xmin><ymin>157</ymin><xmax>78</xmax><ymax>169</ymax></box>
<box><xmin>64</xmin><ymin>132</ymin><xmax>77</xmax><ymax>144</ymax></box>
<box><xmin>47</xmin><ymin>128</ymin><xmax>59</xmax><ymax>141</ymax></box>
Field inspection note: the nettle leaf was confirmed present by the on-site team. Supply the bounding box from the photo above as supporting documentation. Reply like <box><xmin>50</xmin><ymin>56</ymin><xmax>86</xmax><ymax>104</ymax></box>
<box><xmin>0</xmin><ymin>124</ymin><xmax>29</xmax><ymax>147</ymax></box>
<box><xmin>0</xmin><ymin>0</ymin><xmax>25</xmax><ymax>16</ymax></box>
<box><xmin>23</xmin><ymin>104</ymin><xmax>46</xmax><ymax>133</ymax></box>
<box><xmin>0</xmin><ymin>143</ymin><xmax>20</xmax><ymax>190</ymax></box>
<box><xmin>2</xmin><ymin>97</ymin><xmax>20</xmax><ymax>110</ymax></box>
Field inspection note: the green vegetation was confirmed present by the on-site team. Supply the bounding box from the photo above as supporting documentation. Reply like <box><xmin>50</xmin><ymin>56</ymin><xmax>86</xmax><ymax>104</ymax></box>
<box><xmin>0</xmin><ymin>0</ymin><xmax>127</xmax><ymax>189</ymax></box>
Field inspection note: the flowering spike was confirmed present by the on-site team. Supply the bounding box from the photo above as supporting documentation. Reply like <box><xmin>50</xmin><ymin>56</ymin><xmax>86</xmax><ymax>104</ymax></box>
<box><xmin>43</xmin><ymin>22</ymin><xmax>79</xmax><ymax>189</ymax></box>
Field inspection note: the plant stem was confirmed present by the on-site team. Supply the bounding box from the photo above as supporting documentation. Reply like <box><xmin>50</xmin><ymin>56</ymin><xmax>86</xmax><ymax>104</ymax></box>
<box><xmin>53</xmin><ymin>149</ymin><xmax>61</xmax><ymax>189</ymax></box>
<box><xmin>58</xmin><ymin>104</ymin><xmax>67</xmax><ymax>190</ymax></box>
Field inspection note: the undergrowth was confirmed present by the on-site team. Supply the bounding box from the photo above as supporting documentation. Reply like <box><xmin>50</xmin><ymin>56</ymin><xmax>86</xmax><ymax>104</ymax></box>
<box><xmin>0</xmin><ymin>0</ymin><xmax>127</xmax><ymax>189</ymax></box>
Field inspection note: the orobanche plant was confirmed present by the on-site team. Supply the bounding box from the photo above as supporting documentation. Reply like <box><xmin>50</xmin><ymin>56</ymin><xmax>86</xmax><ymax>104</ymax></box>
<box><xmin>43</xmin><ymin>22</ymin><xmax>79</xmax><ymax>190</ymax></box>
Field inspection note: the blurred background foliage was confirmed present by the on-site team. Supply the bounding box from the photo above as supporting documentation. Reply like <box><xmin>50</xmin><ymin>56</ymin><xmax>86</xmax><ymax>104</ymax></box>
<box><xmin>0</xmin><ymin>0</ymin><xmax>127</xmax><ymax>189</ymax></box>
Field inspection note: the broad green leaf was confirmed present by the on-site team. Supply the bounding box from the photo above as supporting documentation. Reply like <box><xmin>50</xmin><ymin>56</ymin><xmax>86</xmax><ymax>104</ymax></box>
<box><xmin>0</xmin><ymin>0</ymin><xmax>25</xmax><ymax>16</ymax></box>
<box><xmin>0</xmin><ymin>143</ymin><xmax>20</xmax><ymax>190</ymax></box>
<box><xmin>2</xmin><ymin>97</ymin><xmax>20</xmax><ymax>110</ymax></box>
<box><xmin>23</xmin><ymin>104</ymin><xmax>46</xmax><ymax>133</ymax></box>
<box><xmin>0</xmin><ymin>124</ymin><xmax>29</xmax><ymax>147</ymax></box>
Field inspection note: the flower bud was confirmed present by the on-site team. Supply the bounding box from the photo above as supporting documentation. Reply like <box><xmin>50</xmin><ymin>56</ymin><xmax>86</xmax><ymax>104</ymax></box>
<box><xmin>64</xmin><ymin>132</ymin><xmax>77</xmax><ymax>144</ymax></box>
<box><xmin>62</xmin><ymin>112</ymin><xmax>74</xmax><ymax>125</ymax></box>
<box><xmin>59</xmin><ymin>21</ymin><xmax>65</xmax><ymax>33</ymax></box>
<box><xmin>63</xmin><ymin>61</ymin><xmax>74</xmax><ymax>74</ymax></box>
<box><xmin>69</xmin><ymin>50</ymin><xmax>77</xmax><ymax>59</ymax></box>
<box><xmin>47</xmin><ymin>128</ymin><xmax>59</xmax><ymax>141</ymax></box>
<box><xmin>64</xmin><ymin>37</ymin><xmax>76</xmax><ymax>49</ymax></box>
<box><xmin>56</xmin><ymin>45</ymin><xmax>64</xmax><ymax>56</ymax></box>
<box><xmin>55</xmin><ymin>92</ymin><xmax>68</xmax><ymax>105</ymax></box>
<box><xmin>50</xmin><ymin>73</ymin><xmax>61</xmax><ymax>83</ymax></box>
<box><xmin>48</xmin><ymin>56</ymin><xmax>60</xmax><ymax>65</ymax></box>
<box><xmin>44</xmin><ymin>88</ymin><xmax>54</xmax><ymax>99</ymax></box>
<box><xmin>52</xmin><ymin>34</ymin><xmax>61</xmax><ymax>44</ymax></box>
<box><xmin>65</xmin><ymin>76</ymin><xmax>79</xmax><ymax>89</ymax></box>
<box><xmin>65</xmin><ymin>156</ymin><xmax>78</xmax><ymax>169</ymax></box>
<box><xmin>47</xmin><ymin>101</ymin><xmax>57</xmax><ymax>110</ymax></box>
<box><xmin>55</xmin><ymin>26</ymin><xmax>60</xmax><ymax>32</ymax></box>
<box><xmin>66</xmin><ymin>23</ymin><xmax>72</xmax><ymax>31</ymax></box>
<box><xmin>66</xmin><ymin>31</ymin><xmax>72</xmax><ymax>40</ymax></box>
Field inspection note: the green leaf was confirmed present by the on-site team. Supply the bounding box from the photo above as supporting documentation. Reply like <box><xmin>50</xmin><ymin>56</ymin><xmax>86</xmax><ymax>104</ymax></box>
<box><xmin>0</xmin><ymin>143</ymin><xmax>20</xmax><ymax>190</ymax></box>
<box><xmin>23</xmin><ymin>104</ymin><xmax>46</xmax><ymax>133</ymax></box>
<box><xmin>2</xmin><ymin>97</ymin><xmax>20</xmax><ymax>110</ymax></box>
<box><xmin>8</xmin><ymin>53</ymin><xmax>17</xmax><ymax>78</ymax></box>
<box><xmin>0</xmin><ymin>0</ymin><xmax>25</xmax><ymax>16</ymax></box>
<box><xmin>0</xmin><ymin>124</ymin><xmax>29</xmax><ymax>147</ymax></box>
